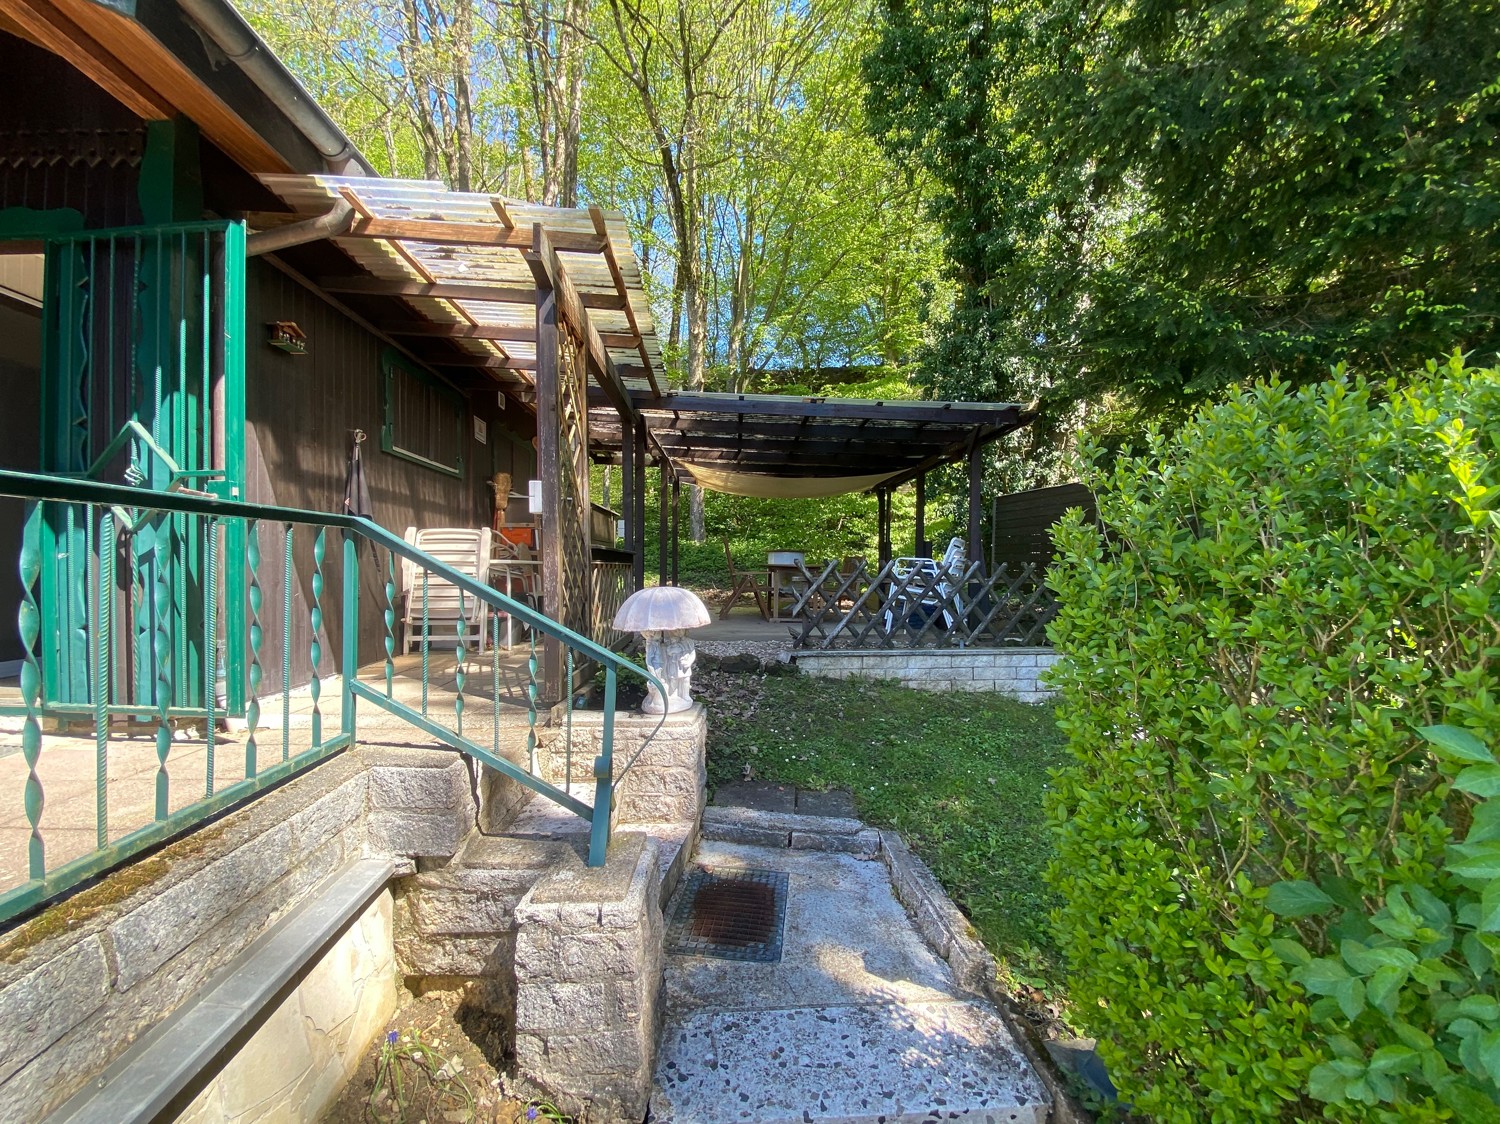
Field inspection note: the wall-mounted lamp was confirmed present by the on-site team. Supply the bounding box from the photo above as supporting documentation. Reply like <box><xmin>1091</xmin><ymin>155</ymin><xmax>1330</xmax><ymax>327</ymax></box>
<box><xmin>267</xmin><ymin>321</ymin><xmax>308</xmax><ymax>355</ymax></box>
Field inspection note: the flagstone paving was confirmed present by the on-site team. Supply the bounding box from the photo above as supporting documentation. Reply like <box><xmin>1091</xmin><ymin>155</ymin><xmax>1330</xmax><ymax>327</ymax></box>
<box><xmin>650</xmin><ymin>838</ymin><xmax>1051</xmax><ymax>1124</ymax></box>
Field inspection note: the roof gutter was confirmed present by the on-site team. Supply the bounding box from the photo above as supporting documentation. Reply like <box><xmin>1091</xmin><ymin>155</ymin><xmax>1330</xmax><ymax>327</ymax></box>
<box><xmin>175</xmin><ymin>0</ymin><xmax>373</xmax><ymax>176</ymax></box>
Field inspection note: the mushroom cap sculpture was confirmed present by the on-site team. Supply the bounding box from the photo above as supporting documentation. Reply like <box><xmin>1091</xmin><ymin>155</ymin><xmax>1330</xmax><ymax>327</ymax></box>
<box><xmin>612</xmin><ymin>585</ymin><xmax>711</xmax><ymax>632</ymax></box>
<box><xmin>613</xmin><ymin>586</ymin><xmax>711</xmax><ymax>714</ymax></box>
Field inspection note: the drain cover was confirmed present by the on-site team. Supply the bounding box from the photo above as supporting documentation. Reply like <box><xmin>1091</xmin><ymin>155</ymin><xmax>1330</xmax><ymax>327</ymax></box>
<box><xmin>666</xmin><ymin>867</ymin><xmax>789</xmax><ymax>963</ymax></box>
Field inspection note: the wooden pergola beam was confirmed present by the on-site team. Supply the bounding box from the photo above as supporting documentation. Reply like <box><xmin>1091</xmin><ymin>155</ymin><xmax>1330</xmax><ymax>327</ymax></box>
<box><xmin>589</xmin><ymin>415</ymin><xmax>951</xmax><ymax>447</ymax></box>
<box><xmin>589</xmin><ymin>205</ymin><xmax>660</xmax><ymax>396</ymax></box>
<box><xmin>423</xmin><ymin>353</ymin><xmax>538</xmax><ymax>372</ymax></box>
<box><xmin>339</xmin><ymin>216</ymin><xmax>606</xmax><ymax>254</ymax></box>
<box><xmin>317</xmin><ymin>276</ymin><xmax>628</xmax><ymax>310</ymax></box>
<box><xmin>383</xmin><ymin>321</ymin><xmax>537</xmax><ymax>343</ymax></box>
<box><xmin>526</xmin><ymin>225</ymin><xmax>639</xmax><ymax>425</ymax></box>
<box><xmin>628</xmin><ymin>391</ymin><xmax>1025</xmax><ymax>427</ymax></box>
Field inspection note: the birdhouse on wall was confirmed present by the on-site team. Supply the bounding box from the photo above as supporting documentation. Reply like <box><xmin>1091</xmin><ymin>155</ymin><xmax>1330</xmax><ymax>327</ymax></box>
<box><xmin>267</xmin><ymin>321</ymin><xmax>308</xmax><ymax>355</ymax></box>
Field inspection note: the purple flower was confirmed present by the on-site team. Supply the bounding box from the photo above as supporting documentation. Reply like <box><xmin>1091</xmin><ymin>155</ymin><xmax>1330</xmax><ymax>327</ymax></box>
<box><xmin>386</xmin><ymin>1030</ymin><xmax>399</xmax><ymax>1046</ymax></box>
<box><xmin>527</xmin><ymin>1108</ymin><xmax>539</xmax><ymax>1121</ymax></box>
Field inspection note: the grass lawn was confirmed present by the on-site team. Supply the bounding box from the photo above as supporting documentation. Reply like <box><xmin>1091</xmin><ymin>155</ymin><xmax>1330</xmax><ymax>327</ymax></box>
<box><xmin>697</xmin><ymin>666</ymin><xmax>1072</xmax><ymax>1025</ymax></box>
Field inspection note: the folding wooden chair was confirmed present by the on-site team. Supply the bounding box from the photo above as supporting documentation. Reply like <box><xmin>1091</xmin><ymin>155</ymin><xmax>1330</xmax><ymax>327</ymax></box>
<box><xmin>719</xmin><ymin>539</ymin><xmax>771</xmax><ymax>620</ymax></box>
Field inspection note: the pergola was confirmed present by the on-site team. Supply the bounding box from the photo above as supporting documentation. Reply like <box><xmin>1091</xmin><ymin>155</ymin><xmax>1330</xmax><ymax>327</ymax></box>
<box><xmin>588</xmin><ymin>390</ymin><xmax>1032</xmax><ymax>580</ymax></box>
<box><xmin>248</xmin><ymin>175</ymin><xmax>1033</xmax><ymax>686</ymax></box>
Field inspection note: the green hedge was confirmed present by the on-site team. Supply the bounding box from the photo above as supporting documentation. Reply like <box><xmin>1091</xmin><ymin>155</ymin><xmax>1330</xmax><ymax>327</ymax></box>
<box><xmin>1045</xmin><ymin>356</ymin><xmax>1500</xmax><ymax>1121</ymax></box>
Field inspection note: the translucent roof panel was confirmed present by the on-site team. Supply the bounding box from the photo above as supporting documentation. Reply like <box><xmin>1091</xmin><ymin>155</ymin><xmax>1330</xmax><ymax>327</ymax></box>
<box><xmin>255</xmin><ymin>174</ymin><xmax>663</xmax><ymax>394</ymax></box>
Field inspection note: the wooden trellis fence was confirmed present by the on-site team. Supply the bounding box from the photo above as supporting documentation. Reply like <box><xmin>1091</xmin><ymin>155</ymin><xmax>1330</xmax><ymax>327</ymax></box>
<box><xmin>787</xmin><ymin>558</ymin><xmax>1058</xmax><ymax>650</ymax></box>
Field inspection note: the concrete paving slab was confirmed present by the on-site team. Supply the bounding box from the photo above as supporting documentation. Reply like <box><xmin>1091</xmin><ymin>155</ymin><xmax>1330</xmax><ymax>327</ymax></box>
<box><xmin>653</xmin><ymin>1000</ymin><xmax>1048</xmax><ymax>1124</ymax></box>
<box><xmin>651</xmin><ymin>840</ymin><xmax>1050</xmax><ymax>1123</ymax></box>
<box><xmin>794</xmin><ymin>788</ymin><xmax>857</xmax><ymax>818</ymax></box>
<box><xmin>712</xmin><ymin>781</ymin><xmax>797</xmax><ymax>813</ymax></box>
<box><xmin>663</xmin><ymin>842</ymin><xmax>955</xmax><ymax>1014</ymax></box>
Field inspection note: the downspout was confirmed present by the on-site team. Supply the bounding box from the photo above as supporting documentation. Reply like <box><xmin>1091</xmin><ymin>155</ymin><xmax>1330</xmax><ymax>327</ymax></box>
<box><xmin>175</xmin><ymin>0</ymin><xmax>372</xmax><ymax>176</ymax></box>
<box><xmin>246</xmin><ymin>199</ymin><xmax>355</xmax><ymax>256</ymax></box>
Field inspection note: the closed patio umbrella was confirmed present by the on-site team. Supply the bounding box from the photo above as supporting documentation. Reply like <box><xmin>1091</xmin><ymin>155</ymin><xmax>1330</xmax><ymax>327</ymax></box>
<box><xmin>344</xmin><ymin>429</ymin><xmax>374</xmax><ymax>519</ymax></box>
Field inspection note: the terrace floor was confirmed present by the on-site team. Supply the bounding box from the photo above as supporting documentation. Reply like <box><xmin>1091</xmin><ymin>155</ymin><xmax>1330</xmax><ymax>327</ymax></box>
<box><xmin>0</xmin><ymin>650</ymin><xmax>540</xmax><ymax>898</ymax></box>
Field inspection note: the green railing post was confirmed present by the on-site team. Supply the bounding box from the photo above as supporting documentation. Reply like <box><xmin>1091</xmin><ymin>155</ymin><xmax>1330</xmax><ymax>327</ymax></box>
<box><xmin>342</xmin><ymin>529</ymin><xmax>359</xmax><ymax>742</ymax></box>
<box><xmin>588</xmin><ymin>665</ymin><xmax>617</xmax><ymax>867</ymax></box>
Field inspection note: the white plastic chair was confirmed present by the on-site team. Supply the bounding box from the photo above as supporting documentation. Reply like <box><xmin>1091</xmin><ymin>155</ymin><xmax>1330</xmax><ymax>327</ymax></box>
<box><xmin>884</xmin><ymin>538</ymin><xmax>967</xmax><ymax>633</ymax></box>
<box><xmin>402</xmin><ymin>527</ymin><xmax>493</xmax><ymax>654</ymax></box>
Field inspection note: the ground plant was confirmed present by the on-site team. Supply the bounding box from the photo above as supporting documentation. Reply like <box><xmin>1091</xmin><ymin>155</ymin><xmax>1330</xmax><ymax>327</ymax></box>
<box><xmin>1045</xmin><ymin>357</ymin><xmax>1500</xmax><ymax>1120</ymax></box>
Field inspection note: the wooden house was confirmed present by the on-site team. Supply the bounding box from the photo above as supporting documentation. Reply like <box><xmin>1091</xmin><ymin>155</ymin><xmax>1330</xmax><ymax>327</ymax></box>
<box><xmin>0</xmin><ymin>0</ymin><xmax>663</xmax><ymax>703</ymax></box>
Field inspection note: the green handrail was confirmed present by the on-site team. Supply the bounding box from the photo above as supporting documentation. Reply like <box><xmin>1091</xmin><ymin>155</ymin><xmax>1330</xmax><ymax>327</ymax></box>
<box><xmin>0</xmin><ymin>469</ymin><xmax>665</xmax><ymax>921</ymax></box>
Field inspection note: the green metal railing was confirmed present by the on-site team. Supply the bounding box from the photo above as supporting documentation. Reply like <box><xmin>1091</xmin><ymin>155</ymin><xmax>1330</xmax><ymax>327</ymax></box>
<box><xmin>0</xmin><ymin>469</ymin><xmax>664</xmax><ymax>925</ymax></box>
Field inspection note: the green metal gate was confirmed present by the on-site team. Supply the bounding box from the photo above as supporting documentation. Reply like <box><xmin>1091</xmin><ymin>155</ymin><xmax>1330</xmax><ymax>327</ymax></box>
<box><xmin>36</xmin><ymin>221</ymin><xmax>247</xmax><ymax>714</ymax></box>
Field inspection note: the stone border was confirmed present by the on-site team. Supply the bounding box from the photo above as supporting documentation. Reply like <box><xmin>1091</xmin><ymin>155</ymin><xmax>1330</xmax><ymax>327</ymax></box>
<box><xmin>879</xmin><ymin>830</ymin><xmax>1089</xmax><ymax>1124</ymax></box>
<box><xmin>700</xmin><ymin>805</ymin><xmax>881</xmax><ymax>857</ymax></box>
<box><xmin>795</xmin><ymin>647</ymin><xmax>1059</xmax><ymax>699</ymax></box>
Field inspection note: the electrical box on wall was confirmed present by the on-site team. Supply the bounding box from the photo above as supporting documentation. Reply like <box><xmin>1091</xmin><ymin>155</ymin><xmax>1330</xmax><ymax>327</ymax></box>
<box><xmin>527</xmin><ymin>479</ymin><xmax>543</xmax><ymax>514</ymax></box>
<box><xmin>473</xmin><ymin>417</ymin><xmax>488</xmax><ymax>444</ymax></box>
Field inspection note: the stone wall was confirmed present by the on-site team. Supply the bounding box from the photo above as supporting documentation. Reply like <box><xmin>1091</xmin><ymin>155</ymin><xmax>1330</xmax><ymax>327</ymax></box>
<box><xmin>0</xmin><ymin>710</ymin><xmax>705</xmax><ymax>1124</ymax></box>
<box><xmin>173</xmin><ymin>892</ymin><xmax>398</xmax><ymax>1124</ymax></box>
<box><xmin>513</xmin><ymin>832</ymin><xmax>665</xmax><ymax>1123</ymax></box>
<box><xmin>537</xmin><ymin>705</ymin><xmax>708</xmax><ymax>827</ymax></box>
<box><xmin>795</xmin><ymin>647</ymin><xmax>1060</xmax><ymax>700</ymax></box>
<box><xmin>0</xmin><ymin>754</ymin><xmax>371</xmax><ymax>1124</ymax></box>
<box><xmin>0</xmin><ymin>742</ymin><xmax>484</xmax><ymax>1124</ymax></box>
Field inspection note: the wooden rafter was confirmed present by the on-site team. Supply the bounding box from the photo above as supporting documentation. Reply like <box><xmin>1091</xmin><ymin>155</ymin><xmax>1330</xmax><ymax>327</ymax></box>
<box><xmin>589</xmin><ymin>205</ymin><xmax>660</xmax><ymax>395</ymax></box>
<box><xmin>316</xmin><ymin>276</ymin><xmax>628</xmax><ymax>310</ymax></box>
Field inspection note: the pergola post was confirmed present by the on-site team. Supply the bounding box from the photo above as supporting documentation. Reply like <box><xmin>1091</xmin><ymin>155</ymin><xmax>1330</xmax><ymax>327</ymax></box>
<box><xmin>534</xmin><ymin>283</ymin><xmax>564</xmax><ymax>700</ymax></box>
<box><xmin>967</xmin><ymin>441</ymin><xmax>984</xmax><ymax>573</ymax></box>
<box><xmin>914</xmin><ymin>473</ymin><xmax>927</xmax><ymax>558</ymax></box>
<box><xmin>633</xmin><ymin>426</ymin><xmax>647</xmax><ymax>589</ymax></box>
<box><xmin>670</xmin><ymin>473</ymin><xmax>681</xmax><ymax>586</ymax></box>
<box><xmin>621</xmin><ymin>413</ymin><xmax>636</xmax><ymax>563</ymax></box>
<box><xmin>657</xmin><ymin>459</ymin><xmax>669</xmax><ymax>585</ymax></box>
<box><xmin>877</xmin><ymin>487</ymin><xmax>892</xmax><ymax>567</ymax></box>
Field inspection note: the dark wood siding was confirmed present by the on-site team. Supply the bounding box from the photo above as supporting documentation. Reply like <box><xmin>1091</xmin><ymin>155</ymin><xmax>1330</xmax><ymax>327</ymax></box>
<box><xmin>244</xmin><ymin>260</ymin><xmax>537</xmax><ymax>688</ymax></box>
<box><xmin>990</xmin><ymin>483</ymin><xmax>1096</xmax><ymax>575</ymax></box>
<box><xmin>0</xmin><ymin>32</ymin><xmax>147</xmax><ymax>229</ymax></box>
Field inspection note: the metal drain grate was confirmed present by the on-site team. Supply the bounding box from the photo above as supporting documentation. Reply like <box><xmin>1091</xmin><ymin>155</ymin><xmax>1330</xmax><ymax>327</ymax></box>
<box><xmin>665</xmin><ymin>867</ymin><xmax>789</xmax><ymax>963</ymax></box>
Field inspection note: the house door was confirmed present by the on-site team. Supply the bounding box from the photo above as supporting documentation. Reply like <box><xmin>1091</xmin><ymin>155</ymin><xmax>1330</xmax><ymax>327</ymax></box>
<box><xmin>35</xmin><ymin>222</ymin><xmax>246</xmax><ymax>713</ymax></box>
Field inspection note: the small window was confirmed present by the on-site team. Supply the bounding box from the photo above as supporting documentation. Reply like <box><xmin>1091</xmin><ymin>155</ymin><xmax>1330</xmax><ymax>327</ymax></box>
<box><xmin>381</xmin><ymin>350</ymin><xmax>465</xmax><ymax>477</ymax></box>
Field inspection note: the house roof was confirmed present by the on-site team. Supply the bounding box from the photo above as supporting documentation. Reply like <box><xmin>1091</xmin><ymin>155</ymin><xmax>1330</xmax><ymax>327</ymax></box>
<box><xmin>589</xmin><ymin>391</ymin><xmax>1031</xmax><ymax>497</ymax></box>
<box><xmin>254</xmin><ymin>174</ymin><xmax>665</xmax><ymax>396</ymax></box>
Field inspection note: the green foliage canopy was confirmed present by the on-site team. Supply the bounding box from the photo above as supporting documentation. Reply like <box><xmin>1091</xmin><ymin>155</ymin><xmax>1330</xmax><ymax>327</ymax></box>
<box><xmin>1044</xmin><ymin>357</ymin><xmax>1500</xmax><ymax>1119</ymax></box>
<box><xmin>866</xmin><ymin>0</ymin><xmax>1500</xmax><ymax>431</ymax></box>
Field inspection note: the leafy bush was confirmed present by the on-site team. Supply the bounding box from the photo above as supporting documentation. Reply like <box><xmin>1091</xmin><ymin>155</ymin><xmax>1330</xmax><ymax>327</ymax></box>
<box><xmin>1044</xmin><ymin>356</ymin><xmax>1499</xmax><ymax>1121</ymax></box>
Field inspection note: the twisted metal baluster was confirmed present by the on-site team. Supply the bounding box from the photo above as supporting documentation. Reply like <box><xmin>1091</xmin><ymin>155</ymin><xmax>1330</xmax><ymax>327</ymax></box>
<box><xmin>310</xmin><ymin>527</ymin><xmax>325</xmax><ymax>746</ymax></box>
<box><xmin>491</xmin><ymin>614</ymin><xmax>500</xmax><ymax>762</ymax></box>
<box><xmin>454</xmin><ymin>588</ymin><xmax>466</xmax><ymax>739</ymax></box>
<box><xmin>282</xmin><ymin>524</ymin><xmax>294</xmax><ymax>760</ymax></box>
<box><xmin>565</xmin><ymin>649</ymin><xmax>574</xmax><ymax>796</ymax></box>
<box><xmin>383</xmin><ymin>551</ymin><xmax>395</xmax><ymax>699</ymax></box>
<box><xmin>153</xmin><ymin>519</ymin><xmax>173</xmax><ymax>821</ymax></box>
<box><xmin>526</xmin><ymin>630</ymin><xmax>539</xmax><ymax>775</ymax></box>
<box><xmin>19</xmin><ymin>503</ymin><xmax>45</xmax><ymax>880</ymax></box>
<box><xmin>246</xmin><ymin>520</ymin><xmax>262</xmax><ymax>777</ymax></box>
<box><xmin>420</xmin><ymin>569</ymin><xmax>429</xmax><ymax>717</ymax></box>
<box><xmin>203</xmin><ymin>517</ymin><xmax>217</xmax><ymax>796</ymax></box>
<box><xmin>95</xmin><ymin>509</ymin><xmax>113</xmax><ymax>847</ymax></box>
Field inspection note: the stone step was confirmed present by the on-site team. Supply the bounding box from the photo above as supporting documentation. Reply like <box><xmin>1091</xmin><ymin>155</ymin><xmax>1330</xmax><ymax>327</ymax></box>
<box><xmin>651</xmin><ymin>999</ymin><xmax>1049</xmax><ymax>1124</ymax></box>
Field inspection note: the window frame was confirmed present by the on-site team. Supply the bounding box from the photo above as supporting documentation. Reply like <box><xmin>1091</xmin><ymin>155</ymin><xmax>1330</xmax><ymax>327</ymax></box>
<box><xmin>380</xmin><ymin>349</ymin><xmax>466</xmax><ymax>479</ymax></box>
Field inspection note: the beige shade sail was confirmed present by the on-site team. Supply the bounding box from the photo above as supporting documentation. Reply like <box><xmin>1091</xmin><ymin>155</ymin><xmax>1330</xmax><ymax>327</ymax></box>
<box><xmin>679</xmin><ymin>462</ymin><xmax>903</xmax><ymax>498</ymax></box>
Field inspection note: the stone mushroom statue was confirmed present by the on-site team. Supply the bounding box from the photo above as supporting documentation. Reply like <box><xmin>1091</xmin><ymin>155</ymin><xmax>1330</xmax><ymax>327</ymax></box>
<box><xmin>613</xmin><ymin>586</ymin><xmax>711</xmax><ymax>714</ymax></box>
